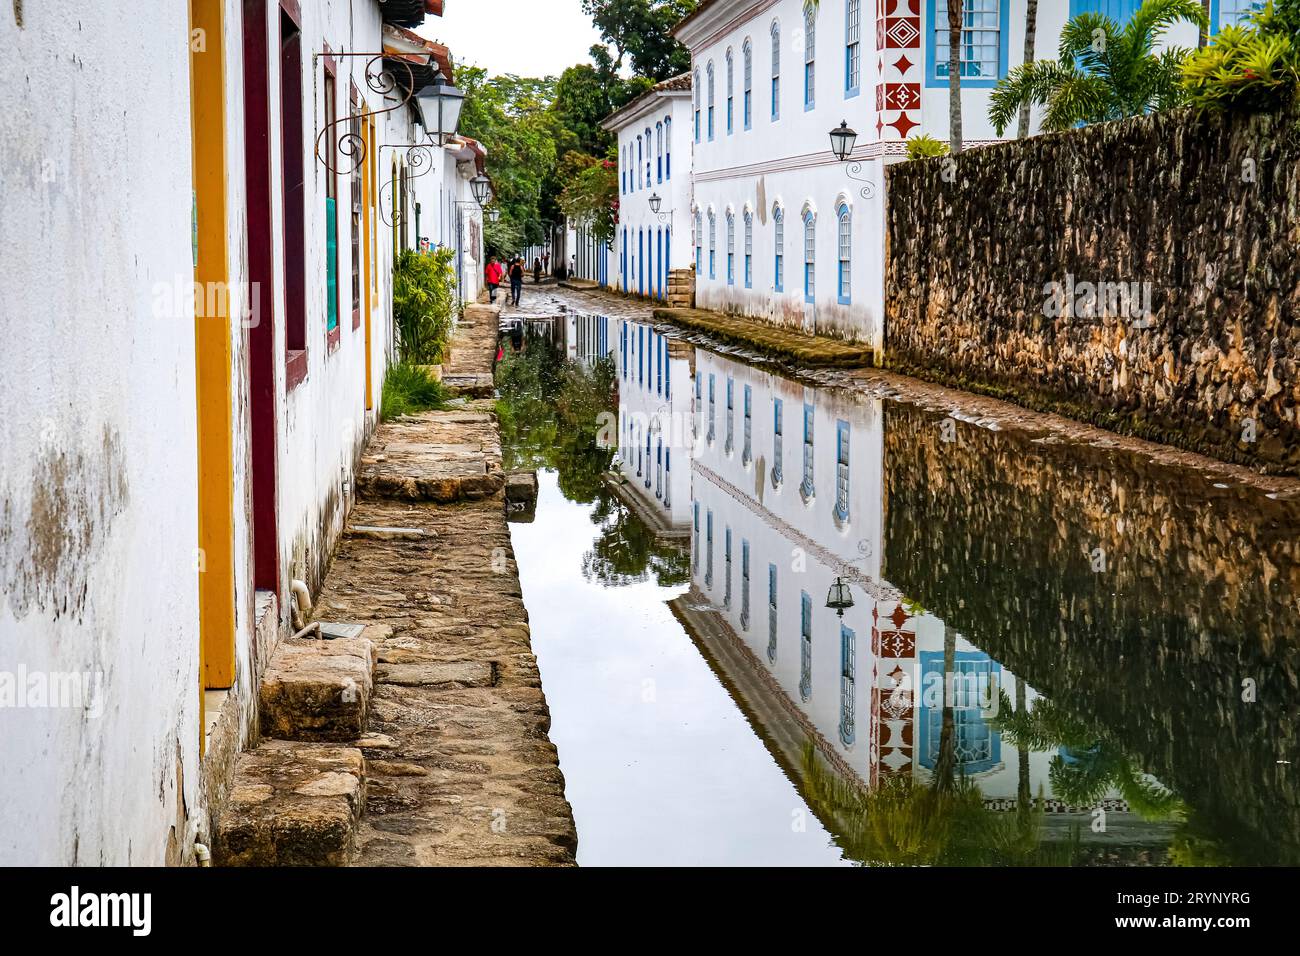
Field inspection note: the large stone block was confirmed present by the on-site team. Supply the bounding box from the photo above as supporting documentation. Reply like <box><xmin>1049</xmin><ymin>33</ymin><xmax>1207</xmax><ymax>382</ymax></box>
<box><xmin>211</xmin><ymin>743</ymin><xmax>366</xmax><ymax>866</ymax></box>
<box><xmin>259</xmin><ymin>636</ymin><xmax>375</xmax><ymax>742</ymax></box>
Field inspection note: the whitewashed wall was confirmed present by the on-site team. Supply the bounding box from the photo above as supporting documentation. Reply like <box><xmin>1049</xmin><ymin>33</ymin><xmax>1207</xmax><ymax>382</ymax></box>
<box><xmin>0</xmin><ymin>0</ymin><xmax>202</xmax><ymax>866</ymax></box>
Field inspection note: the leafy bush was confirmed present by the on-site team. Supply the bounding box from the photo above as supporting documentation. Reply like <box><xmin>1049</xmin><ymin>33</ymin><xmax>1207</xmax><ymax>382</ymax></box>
<box><xmin>380</xmin><ymin>362</ymin><xmax>451</xmax><ymax>420</ymax></box>
<box><xmin>905</xmin><ymin>134</ymin><xmax>950</xmax><ymax>160</ymax></box>
<box><xmin>392</xmin><ymin>247</ymin><xmax>456</xmax><ymax>366</ymax></box>
<box><xmin>1182</xmin><ymin>1</ymin><xmax>1300</xmax><ymax>112</ymax></box>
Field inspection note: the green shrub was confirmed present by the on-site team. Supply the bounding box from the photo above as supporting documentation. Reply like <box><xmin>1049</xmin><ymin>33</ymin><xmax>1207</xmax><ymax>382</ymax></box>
<box><xmin>393</xmin><ymin>247</ymin><xmax>456</xmax><ymax>365</ymax></box>
<box><xmin>905</xmin><ymin>134</ymin><xmax>950</xmax><ymax>160</ymax></box>
<box><xmin>380</xmin><ymin>362</ymin><xmax>451</xmax><ymax>420</ymax></box>
<box><xmin>1182</xmin><ymin>1</ymin><xmax>1300</xmax><ymax>112</ymax></box>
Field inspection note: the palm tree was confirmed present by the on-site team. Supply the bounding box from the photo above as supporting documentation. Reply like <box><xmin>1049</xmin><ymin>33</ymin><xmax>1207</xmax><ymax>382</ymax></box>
<box><xmin>1016</xmin><ymin>0</ymin><xmax>1039</xmax><ymax>137</ymax></box>
<box><xmin>988</xmin><ymin>0</ymin><xmax>1208</xmax><ymax>135</ymax></box>
<box><xmin>947</xmin><ymin>0</ymin><xmax>964</xmax><ymax>153</ymax></box>
<box><xmin>1199</xmin><ymin>0</ymin><xmax>1211</xmax><ymax>48</ymax></box>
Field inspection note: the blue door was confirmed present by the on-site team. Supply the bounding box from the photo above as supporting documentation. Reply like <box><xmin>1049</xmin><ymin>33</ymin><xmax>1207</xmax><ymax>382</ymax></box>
<box><xmin>638</xmin><ymin>229</ymin><xmax>644</xmax><ymax>295</ymax></box>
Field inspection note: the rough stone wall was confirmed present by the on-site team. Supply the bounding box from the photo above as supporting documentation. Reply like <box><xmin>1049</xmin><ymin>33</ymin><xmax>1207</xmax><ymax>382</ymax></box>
<box><xmin>885</xmin><ymin>103</ymin><xmax>1300</xmax><ymax>473</ymax></box>
<box><xmin>666</xmin><ymin>267</ymin><xmax>695</xmax><ymax>309</ymax></box>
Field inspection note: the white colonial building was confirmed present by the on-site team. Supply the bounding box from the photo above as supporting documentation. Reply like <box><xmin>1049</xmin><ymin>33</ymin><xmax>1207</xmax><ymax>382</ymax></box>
<box><xmin>605</xmin><ymin>74</ymin><xmax>696</xmax><ymax>303</ymax></box>
<box><xmin>671</xmin><ymin>0</ymin><xmax>1232</xmax><ymax>350</ymax></box>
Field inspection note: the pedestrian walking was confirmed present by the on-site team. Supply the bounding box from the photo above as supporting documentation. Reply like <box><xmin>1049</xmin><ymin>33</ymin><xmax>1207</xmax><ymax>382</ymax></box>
<box><xmin>485</xmin><ymin>256</ymin><xmax>504</xmax><ymax>304</ymax></box>
<box><xmin>533</xmin><ymin>257</ymin><xmax>542</xmax><ymax>284</ymax></box>
<box><xmin>543</xmin><ymin>251</ymin><xmax>550</xmax><ymax>274</ymax></box>
<box><xmin>509</xmin><ymin>257</ymin><xmax>525</xmax><ymax>306</ymax></box>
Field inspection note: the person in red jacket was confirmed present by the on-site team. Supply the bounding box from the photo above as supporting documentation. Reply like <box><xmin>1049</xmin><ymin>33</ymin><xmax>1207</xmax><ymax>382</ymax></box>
<box><xmin>485</xmin><ymin>257</ymin><xmax>504</xmax><ymax>303</ymax></box>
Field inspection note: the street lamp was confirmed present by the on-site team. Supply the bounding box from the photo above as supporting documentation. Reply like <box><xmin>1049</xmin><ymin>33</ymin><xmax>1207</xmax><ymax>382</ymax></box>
<box><xmin>416</xmin><ymin>76</ymin><xmax>465</xmax><ymax>146</ymax></box>
<box><xmin>470</xmin><ymin>174</ymin><xmax>491</xmax><ymax>205</ymax></box>
<box><xmin>830</xmin><ymin>120</ymin><xmax>875</xmax><ymax>200</ymax></box>
<box><xmin>825</xmin><ymin>577</ymin><xmax>855</xmax><ymax>617</ymax></box>
<box><xmin>829</xmin><ymin>121</ymin><xmax>858</xmax><ymax>162</ymax></box>
<box><xmin>486</xmin><ymin>206</ymin><xmax>501</xmax><ymax>223</ymax></box>
<box><xmin>648</xmin><ymin>192</ymin><xmax>663</xmax><ymax>214</ymax></box>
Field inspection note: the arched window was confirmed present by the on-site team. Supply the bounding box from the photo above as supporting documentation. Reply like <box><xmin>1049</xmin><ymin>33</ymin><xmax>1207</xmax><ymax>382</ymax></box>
<box><xmin>773</xmin><ymin>204</ymin><xmax>785</xmax><ymax>292</ymax></box>
<box><xmin>803</xmin><ymin>1</ymin><xmax>816</xmax><ymax>109</ymax></box>
<box><xmin>743</xmin><ymin>209</ymin><xmax>753</xmax><ymax>288</ymax></box>
<box><xmin>803</xmin><ymin>209</ymin><xmax>816</xmax><ymax>303</ymax></box>
<box><xmin>656</xmin><ymin>122</ymin><xmax>663</xmax><ymax>182</ymax></box>
<box><xmin>695</xmin><ymin>209</ymin><xmax>703</xmax><ymax>273</ymax></box>
<box><xmin>636</xmin><ymin>137</ymin><xmax>643</xmax><ymax>190</ymax></box>
<box><xmin>708</xmin><ymin>209</ymin><xmax>717</xmax><ymax>279</ymax></box>
<box><xmin>706</xmin><ymin>61</ymin><xmax>715</xmax><ymax>140</ymax></box>
<box><xmin>726</xmin><ymin>210</ymin><xmax>735</xmax><ymax>286</ymax></box>
<box><xmin>645</xmin><ymin>127</ymin><xmax>652</xmax><ymax>186</ymax></box>
<box><xmin>845</xmin><ymin>0</ymin><xmax>862</xmax><ymax>95</ymax></box>
<box><xmin>742</xmin><ymin>40</ymin><xmax>753</xmax><ymax>129</ymax></box>
<box><xmin>725</xmin><ymin>48</ymin><xmax>734</xmax><ymax>134</ymax></box>
<box><xmin>837</xmin><ymin>203</ymin><xmax>852</xmax><ymax>305</ymax></box>
<box><xmin>665</xmin><ymin>117</ymin><xmax>672</xmax><ymax>179</ymax></box>
<box><xmin>693</xmin><ymin>68</ymin><xmax>701</xmax><ymax>141</ymax></box>
<box><xmin>799</xmin><ymin>590</ymin><xmax>812</xmax><ymax>701</ymax></box>
<box><xmin>839</xmin><ymin>623</ymin><xmax>856</xmax><ymax>746</ymax></box>
<box><xmin>770</xmin><ymin>20</ymin><xmax>781</xmax><ymax>120</ymax></box>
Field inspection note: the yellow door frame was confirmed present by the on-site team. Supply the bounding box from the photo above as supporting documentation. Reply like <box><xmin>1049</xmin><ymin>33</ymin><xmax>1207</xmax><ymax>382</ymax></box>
<box><xmin>362</xmin><ymin>116</ymin><xmax>374</xmax><ymax>409</ymax></box>
<box><xmin>190</xmin><ymin>0</ymin><xmax>237</xmax><ymax>753</ymax></box>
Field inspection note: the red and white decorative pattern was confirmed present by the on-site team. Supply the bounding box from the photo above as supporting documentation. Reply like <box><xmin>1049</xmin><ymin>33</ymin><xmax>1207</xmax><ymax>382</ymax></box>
<box><xmin>869</xmin><ymin>600</ymin><xmax>916</xmax><ymax>787</ymax></box>
<box><xmin>874</xmin><ymin>0</ymin><xmax>922</xmax><ymax>142</ymax></box>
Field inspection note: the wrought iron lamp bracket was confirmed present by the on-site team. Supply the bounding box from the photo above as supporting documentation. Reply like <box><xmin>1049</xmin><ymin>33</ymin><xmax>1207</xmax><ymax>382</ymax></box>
<box><xmin>844</xmin><ymin>160</ymin><xmax>877</xmax><ymax>202</ymax></box>
<box><xmin>313</xmin><ymin>52</ymin><xmax>423</xmax><ymax>177</ymax></box>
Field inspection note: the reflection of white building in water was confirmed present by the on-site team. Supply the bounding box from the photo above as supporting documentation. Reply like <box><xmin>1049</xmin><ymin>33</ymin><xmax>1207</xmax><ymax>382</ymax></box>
<box><xmin>614</xmin><ymin>318</ymin><xmax>695</xmax><ymax>533</ymax></box>
<box><xmin>685</xmin><ymin>349</ymin><xmax>1101</xmax><ymax>809</ymax></box>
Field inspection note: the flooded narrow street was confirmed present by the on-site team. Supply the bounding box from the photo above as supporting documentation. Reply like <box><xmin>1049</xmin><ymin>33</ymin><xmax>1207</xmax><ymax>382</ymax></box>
<box><xmin>500</xmin><ymin>305</ymin><xmax>1300</xmax><ymax>867</ymax></box>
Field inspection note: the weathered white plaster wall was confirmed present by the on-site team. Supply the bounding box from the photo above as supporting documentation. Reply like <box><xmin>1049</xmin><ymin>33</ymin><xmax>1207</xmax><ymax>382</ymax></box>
<box><xmin>0</xmin><ymin>0</ymin><xmax>202</xmax><ymax>865</ymax></box>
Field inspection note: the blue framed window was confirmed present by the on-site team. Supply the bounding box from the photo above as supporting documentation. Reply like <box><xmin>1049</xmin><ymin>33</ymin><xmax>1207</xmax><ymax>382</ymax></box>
<box><xmin>803</xmin><ymin>210</ymin><xmax>815</xmax><ymax>303</ymax></box>
<box><xmin>1209</xmin><ymin>0</ymin><xmax>1263</xmax><ymax>30</ymax></box>
<box><xmin>638</xmin><ymin>325</ymin><xmax>644</xmax><ymax>385</ymax></box>
<box><xmin>845</xmin><ymin>0</ymin><xmax>862</xmax><ymax>96</ymax></box>
<box><xmin>636</xmin><ymin>137</ymin><xmax>643</xmax><ymax>189</ymax></box>
<box><xmin>705</xmin><ymin>509</ymin><xmax>714</xmax><ymax>587</ymax></box>
<box><xmin>835</xmin><ymin>420</ymin><xmax>850</xmax><ymax>521</ymax></box>
<box><xmin>839</xmin><ymin>624</ymin><xmax>856</xmax><ymax>746</ymax></box>
<box><xmin>656</xmin><ymin>122</ymin><xmax>663</xmax><ymax>183</ymax></box>
<box><xmin>725</xmin><ymin>377</ymin><xmax>734</xmax><ymax>454</ymax></box>
<box><xmin>620</xmin><ymin>321</ymin><xmax>627</xmax><ymax>378</ymax></box>
<box><xmin>723</xmin><ymin>526</ymin><xmax>732</xmax><ymax>608</ymax></box>
<box><xmin>726</xmin><ymin>211</ymin><xmax>735</xmax><ymax>286</ymax></box>
<box><xmin>770</xmin><ymin>20</ymin><xmax>781</xmax><ymax>120</ymax></box>
<box><xmin>695</xmin><ymin>210</ymin><xmax>703</xmax><ymax>273</ymax></box>
<box><xmin>743</xmin><ymin>210</ymin><xmax>753</xmax><ymax>288</ymax></box>
<box><xmin>742</xmin><ymin>384</ymin><xmax>752</xmax><ymax>465</ymax></box>
<box><xmin>773</xmin><ymin>205</ymin><xmax>784</xmax><ymax>292</ymax></box>
<box><xmin>708</xmin><ymin>211</ymin><xmax>716</xmax><ymax>279</ymax></box>
<box><xmin>837</xmin><ymin>203</ymin><xmax>851</xmax><ymax>305</ymax></box>
<box><xmin>918</xmin><ymin>651</ymin><xmax>1003</xmax><ymax>774</ymax></box>
<box><xmin>707</xmin><ymin>373</ymin><xmax>716</xmax><ymax>444</ymax></box>
<box><xmin>742</xmin><ymin>40</ymin><xmax>753</xmax><ymax>129</ymax></box>
<box><xmin>740</xmin><ymin>539</ymin><xmax>750</xmax><ymax>629</ymax></box>
<box><xmin>665</xmin><ymin>116</ymin><xmax>672</xmax><ymax>178</ymax></box>
<box><xmin>801</xmin><ymin>402</ymin><xmax>814</xmax><ymax>499</ymax></box>
<box><xmin>694</xmin><ymin>68</ymin><xmax>702</xmax><ymax>141</ymax></box>
<box><xmin>928</xmin><ymin>0</ymin><xmax>1009</xmax><ymax>88</ymax></box>
<box><xmin>772</xmin><ymin>397</ymin><xmax>784</xmax><ymax>485</ymax></box>
<box><xmin>1067</xmin><ymin>0</ymin><xmax>1143</xmax><ymax>21</ymax></box>
<box><xmin>799</xmin><ymin>591</ymin><xmax>812</xmax><ymax>701</ymax></box>
<box><xmin>664</xmin><ymin>327</ymin><xmax>670</xmax><ymax>399</ymax></box>
<box><xmin>655</xmin><ymin>331</ymin><xmax>662</xmax><ymax>394</ymax></box>
<box><xmin>767</xmin><ymin>564</ymin><xmax>778</xmax><ymax>662</ymax></box>
<box><xmin>726</xmin><ymin>48</ymin><xmax>734</xmax><ymax>134</ymax></box>
<box><xmin>707</xmin><ymin>61</ymin><xmax>715</xmax><ymax>140</ymax></box>
<box><xmin>693</xmin><ymin>502</ymin><xmax>700</xmax><ymax>570</ymax></box>
<box><xmin>645</xmin><ymin>127</ymin><xmax>652</xmax><ymax>186</ymax></box>
<box><xmin>803</xmin><ymin>2</ymin><xmax>816</xmax><ymax>109</ymax></box>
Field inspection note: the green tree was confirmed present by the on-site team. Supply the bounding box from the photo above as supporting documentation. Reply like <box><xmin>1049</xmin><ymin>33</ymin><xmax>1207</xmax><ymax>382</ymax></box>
<box><xmin>582</xmin><ymin>0</ymin><xmax>698</xmax><ymax>82</ymax></box>
<box><xmin>558</xmin><ymin>150</ymin><xmax>619</xmax><ymax>245</ymax></box>
<box><xmin>988</xmin><ymin>0</ymin><xmax>1207</xmax><ymax>134</ymax></box>
<box><xmin>554</xmin><ymin>64</ymin><xmax>616</xmax><ymax>157</ymax></box>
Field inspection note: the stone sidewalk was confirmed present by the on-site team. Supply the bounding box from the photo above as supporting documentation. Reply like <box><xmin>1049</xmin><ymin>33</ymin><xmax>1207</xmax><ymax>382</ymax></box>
<box><xmin>314</xmin><ymin>304</ymin><xmax>577</xmax><ymax>865</ymax></box>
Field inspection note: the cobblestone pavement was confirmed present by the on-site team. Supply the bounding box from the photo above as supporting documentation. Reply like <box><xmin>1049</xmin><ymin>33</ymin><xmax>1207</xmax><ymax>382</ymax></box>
<box><xmin>310</xmin><ymin>305</ymin><xmax>578</xmax><ymax>866</ymax></box>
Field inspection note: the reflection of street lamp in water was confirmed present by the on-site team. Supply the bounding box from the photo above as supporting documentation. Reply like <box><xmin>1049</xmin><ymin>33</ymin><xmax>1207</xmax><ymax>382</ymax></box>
<box><xmin>825</xmin><ymin>577</ymin><xmax>854</xmax><ymax>617</ymax></box>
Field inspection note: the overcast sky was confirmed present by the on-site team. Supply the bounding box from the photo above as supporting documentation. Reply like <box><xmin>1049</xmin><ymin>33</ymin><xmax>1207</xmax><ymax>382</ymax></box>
<box><xmin>419</xmin><ymin>0</ymin><xmax>605</xmax><ymax>79</ymax></box>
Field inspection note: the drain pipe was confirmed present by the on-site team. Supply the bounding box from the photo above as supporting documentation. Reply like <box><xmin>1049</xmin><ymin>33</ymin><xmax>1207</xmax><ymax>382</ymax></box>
<box><xmin>289</xmin><ymin>579</ymin><xmax>321</xmax><ymax>642</ymax></box>
<box><xmin>194</xmin><ymin>843</ymin><xmax>212</xmax><ymax>867</ymax></box>
<box><xmin>289</xmin><ymin>579</ymin><xmax>312</xmax><ymax>630</ymax></box>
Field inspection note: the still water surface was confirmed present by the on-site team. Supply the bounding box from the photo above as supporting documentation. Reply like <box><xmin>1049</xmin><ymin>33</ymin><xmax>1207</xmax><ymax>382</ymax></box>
<box><xmin>501</xmin><ymin>313</ymin><xmax>1300</xmax><ymax>867</ymax></box>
